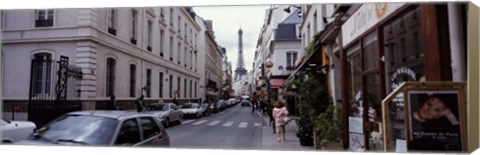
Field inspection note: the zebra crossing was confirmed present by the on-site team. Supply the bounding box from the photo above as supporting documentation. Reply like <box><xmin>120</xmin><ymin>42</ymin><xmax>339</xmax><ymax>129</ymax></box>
<box><xmin>181</xmin><ymin>119</ymin><xmax>265</xmax><ymax>128</ymax></box>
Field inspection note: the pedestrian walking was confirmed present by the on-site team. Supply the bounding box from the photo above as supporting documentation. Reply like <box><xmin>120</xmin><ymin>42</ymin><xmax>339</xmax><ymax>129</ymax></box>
<box><xmin>272</xmin><ymin>100</ymin><xmax>289</xmax><ymax>142</ymax></box>
<box><xmin>260</xmin><ymin>100</ymin><xmax>266</xmax><ymax>116</ymax></box>
<box><xmin>106</xmin><ymin>95</ymin><xmax>118</xmax><ymax>110</ymax></box>
<box><xmin>266</xmin><ymin>101</ymin><xmax>276</xmax><ymax>134</ymax></box>
<box><xmin>251</xmin><ymin>101</ymin><xmax>257</xmax><ymax>116</ymax></box>
<box><xmin>135</xmin><ymin>95</ymin><xmax>145</xmax><ymax>112</ymax></box>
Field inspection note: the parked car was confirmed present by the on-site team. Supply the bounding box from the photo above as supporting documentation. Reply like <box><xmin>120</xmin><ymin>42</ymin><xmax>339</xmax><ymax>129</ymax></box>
<box><xmin>216</xmin><ymin>100</ymin><xmax>225</xmax><ymax>111</ymax></box>
<box><xmin>143</xmin><ymin>103</ymin><xmax>183</xmax><ymax>128</ymax></box>
<box><xmin>228</xmin><ymin>98</ymin><xmax>237</xmax><ymax>106</ymax></box>
<box><xmin>15</xmin><ymin>110</ymin><xmax>169</xmax><ymax>147</ymax></box>
<box><xmin>209</xmin><ymin>102</ymin><xmax>218</xmax><ymax>113</ymax></box>
<box><xmin>241</xmin><ymin>99</ymin><xmax>251</xmax><ymax>106</ymax></box>
<box><xmin>200</xmin><ymin>103</ymin><xmax>211</xmax><ymax>116</ymax></box>
<box><xmin>1</xmin><ymin>119</ymin><xmax>36</xmax><ymax>143</ymax></box>
<box><xmin>180</xmin><ymin>103</ymin><xmax>203</xmax><ymax>118</ymax></box>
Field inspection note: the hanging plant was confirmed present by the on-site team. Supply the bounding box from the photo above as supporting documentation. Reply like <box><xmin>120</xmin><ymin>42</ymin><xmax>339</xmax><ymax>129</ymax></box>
<box><xmin>304</xmin><ymin>31</ymin><xmax>323</xmax><ymax>59</ymax></box>
<box><xmin>284</xmin><ymin>79</ymin><xmax>300</xmax><ymax>90</ymax></box>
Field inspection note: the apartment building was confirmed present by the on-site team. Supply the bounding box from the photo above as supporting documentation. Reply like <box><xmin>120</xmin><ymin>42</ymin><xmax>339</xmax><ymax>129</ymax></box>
<box><xmin>1</xmin><ymin>7</ymin><xmax>204</xmax><ymax>113</ymax></box>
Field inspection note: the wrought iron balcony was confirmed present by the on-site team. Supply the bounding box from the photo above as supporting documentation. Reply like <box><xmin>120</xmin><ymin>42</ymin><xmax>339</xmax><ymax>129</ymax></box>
<box><xmin>108</xmin><ymin>28</ymin><xmax>116</xmax><ymax>35</ymax></box>
<box><xmin>130</xmin><ymin>38</ymin><xmax>137</xmax><ymax>45</ymax></box>
<box><xmin>35</xmin><ymin>19</ymin><xmax>53</xmax><ymax>27</ymax></box>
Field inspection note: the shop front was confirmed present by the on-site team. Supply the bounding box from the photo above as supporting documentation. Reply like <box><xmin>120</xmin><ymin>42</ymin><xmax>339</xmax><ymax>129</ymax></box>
<box><xmin>339</xmin><ymin>3</ymin><xmax>467</xmax><ymax>151</ymax></box>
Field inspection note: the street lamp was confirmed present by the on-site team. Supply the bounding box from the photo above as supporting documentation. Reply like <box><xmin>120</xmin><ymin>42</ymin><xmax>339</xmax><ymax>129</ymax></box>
<box><xmin>265</xmin><ymin>58</ymin><xmax>274</xmax><ymax>69</ymax></box>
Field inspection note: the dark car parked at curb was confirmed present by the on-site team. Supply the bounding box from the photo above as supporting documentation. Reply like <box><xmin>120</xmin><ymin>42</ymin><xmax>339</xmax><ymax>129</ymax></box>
<box><xmin>200</xmin><ymin>103</ymin><xmax>211</xmax><ymax>116</ymax></box>
<box><xmin>15</xmin><ymin>110</ymin><xmax>170</xmax><ymax>147</ymax></box>
<box><xmin>209</xmin><ymin>102</ymin><xmax>218</xmax><ymax>113</ymax></box>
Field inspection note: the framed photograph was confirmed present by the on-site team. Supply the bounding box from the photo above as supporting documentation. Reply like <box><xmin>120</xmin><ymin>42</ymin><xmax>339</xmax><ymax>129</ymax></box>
<box><xmin>382</xmin><ymin>82</ymin><xmax>467</xmax><ymax>152</ymax></box>
<box><xmin>406</xmin><ymin>91</ymin><xmax>463</xmax><ymax>151</ymax></box>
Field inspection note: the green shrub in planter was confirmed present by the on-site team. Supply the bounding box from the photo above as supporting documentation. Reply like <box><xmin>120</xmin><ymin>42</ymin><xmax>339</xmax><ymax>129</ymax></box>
<box><xmin>314</xmin><ymin>104</ymin><xmax>342</xmax><ymax>145</ymax></box>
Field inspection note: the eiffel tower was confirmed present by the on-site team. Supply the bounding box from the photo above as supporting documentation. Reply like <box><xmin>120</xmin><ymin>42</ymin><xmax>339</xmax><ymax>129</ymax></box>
<box><xmin>234</xmin><ymin>27</ymin><xmax>247</xmax><ymax>82</ymax></box>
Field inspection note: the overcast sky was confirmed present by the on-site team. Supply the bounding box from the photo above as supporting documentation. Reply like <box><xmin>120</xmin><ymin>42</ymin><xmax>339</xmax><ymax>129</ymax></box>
<box><xmin>193</xmin><ymin>5</ymin><xmax>271</xmax><ymax>73</ymax></box>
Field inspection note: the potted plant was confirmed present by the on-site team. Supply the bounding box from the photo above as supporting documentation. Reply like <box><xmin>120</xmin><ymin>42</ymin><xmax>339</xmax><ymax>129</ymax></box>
<box><xmin>296</xmin><ymin>103</ymin><xmax>314</xmax><ymax>146</ymax></box>
<box><xmin>296</xmin><ymin>76</ymin><xmax>329</xmax><ymax>146</ymax></box>
<box><xmin>314</xmin><ymin>104</ymin><xmax>344</xmax><ymax>150</ymax></box>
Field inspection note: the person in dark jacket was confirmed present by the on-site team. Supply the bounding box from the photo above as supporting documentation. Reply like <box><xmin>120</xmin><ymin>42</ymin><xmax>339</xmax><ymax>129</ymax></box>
<box><xmin>266</xmin><ymin>100</ymin><xmax>276</xmax><ymax>133</ymax></box>
<box><xmin>135</xmin><ymin>95</ymin><xmax>145</xmax><ymax>112</ymax></box>
<box><xmin>106</xmin><ymin>95</ymin><xmax>118</xmax><ymax>110</ymax></box>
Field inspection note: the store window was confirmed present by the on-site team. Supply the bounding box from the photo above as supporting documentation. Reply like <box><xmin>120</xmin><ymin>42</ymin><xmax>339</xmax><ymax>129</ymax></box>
<box><xmin>346</xmin><ymin>43</ymin><xmax>362</xmax><ymax>118</ymax></box>
<box><xmin>383</xmin><ymin>6</ymin><xmax>424</xmax><ymax>93</ymax></box>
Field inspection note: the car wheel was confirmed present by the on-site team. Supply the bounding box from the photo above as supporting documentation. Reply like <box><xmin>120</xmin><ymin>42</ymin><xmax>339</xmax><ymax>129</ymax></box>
<box><xmin>2</xmin><ymin>140</ymin><xmax>12</xmax><ymax>144</ymax></box>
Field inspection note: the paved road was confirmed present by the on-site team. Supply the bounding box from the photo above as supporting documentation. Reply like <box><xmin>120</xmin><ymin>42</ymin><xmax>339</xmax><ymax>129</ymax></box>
<box><xmin>166</xmin><ymin>104</ymin><xmax>265</xmax><ymax>150</ymax></box>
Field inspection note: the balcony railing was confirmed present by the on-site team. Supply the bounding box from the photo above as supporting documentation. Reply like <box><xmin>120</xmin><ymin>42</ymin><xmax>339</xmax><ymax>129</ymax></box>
<box><xmin>35</xmin><ymin>19</ymin><xmax>53</xmax><ymax>27</ymax></box>
<box><xmin>108</xmin><ymin>27</ymin><xmax>117</xmax><ymax>35</ymax></box>
<box><xmin>130</xmin><ymin>38</ymin><xmax>137</xmax><ymax>45</ymax></box>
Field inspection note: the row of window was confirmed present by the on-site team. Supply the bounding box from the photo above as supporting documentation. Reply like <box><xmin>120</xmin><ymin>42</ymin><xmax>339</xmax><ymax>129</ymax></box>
<box><xmin>107</xmin><ymin>58</ymin><xmax>198</xmax><ymax>98</ymax></box>
<box><xmin>32</xmin><ymin>9</ymin><xmax>199</xmax><ymax>72</ymax></box>
<box><xmin>109</xmin><ymin>8</ymin><xmax>199</xmax><ymax>72</ymax></box>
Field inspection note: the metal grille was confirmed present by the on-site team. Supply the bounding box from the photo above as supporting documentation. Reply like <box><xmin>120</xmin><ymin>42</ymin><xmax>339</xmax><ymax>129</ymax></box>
<box><xmin>28</xmin><ymin>56</ymin><xmax>83</xmax><ymax>127</ymax></box>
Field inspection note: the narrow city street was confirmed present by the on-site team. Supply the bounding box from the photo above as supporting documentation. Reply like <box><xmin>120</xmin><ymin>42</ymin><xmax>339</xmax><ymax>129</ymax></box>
<box><xmin>166</xmin><ymin>105</ymin><xmax>264</xmax><ymax>150</ymax></box>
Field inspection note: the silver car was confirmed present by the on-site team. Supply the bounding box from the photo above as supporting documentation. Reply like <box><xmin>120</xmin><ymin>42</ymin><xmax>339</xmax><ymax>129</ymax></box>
<box><xmin>180</xmin><ymin>103</ymin><xmax>203</xmax><ymax>118</ymax></box>
<box><xmin>143</xmin><ymin>103</ymin><xmax>183</xmax><ymax>128</ymax></box>
<box><xmin>15</xmin><ymin>110</ymin><xmax>169</xmax><ymax>147</ymax></box>
<box><xmin>1</xmin><ymin>119</ymin><xmax>36</xmax><ymax>143</ymax></box>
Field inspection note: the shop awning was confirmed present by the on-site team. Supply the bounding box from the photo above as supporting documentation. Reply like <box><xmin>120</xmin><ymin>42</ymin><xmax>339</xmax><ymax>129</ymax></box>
<box><xmin>270</xmin><ymin>79</ymin><xmax>286</xmax><ymax>89</ymax></box>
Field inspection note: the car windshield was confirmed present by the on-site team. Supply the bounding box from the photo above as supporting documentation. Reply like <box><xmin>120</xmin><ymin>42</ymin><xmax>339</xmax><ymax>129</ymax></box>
<box><xmin>1</xmin><ymin>119</ymin><xmax>9</xmax><ymax>126</ymax></box>
<box><xmin>181</xmin><ymin>104</ymin><xmax>195</xmax><ymax>109</ymax></box>
<box><xmin>146</xmin><ymin>104</ymin><xmax>167</xmax><ymax>111</ymax></box>
<box><xmin>30</xmin><ymin>114</ymin><xmax>118</xmax><ymax>145</ymax></box>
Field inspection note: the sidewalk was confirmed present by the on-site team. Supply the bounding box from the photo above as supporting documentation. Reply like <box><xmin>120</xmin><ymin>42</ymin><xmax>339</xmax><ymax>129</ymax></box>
<box><xmin>257</xmin><ymin>111</ymin><xmax>316</xmax><ymax>151</ymax></box>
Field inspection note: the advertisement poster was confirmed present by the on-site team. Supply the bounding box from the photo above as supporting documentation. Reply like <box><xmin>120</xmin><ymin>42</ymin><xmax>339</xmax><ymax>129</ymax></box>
<box><xmin>349</xmin><ymin>117</ymin><xmax>363</xmax><ymax>134</ymax></box>
<box><xmin>349</xmin><ymin>133</ymin><xmax>365</xmax><ymax>151</ymax></box>
<box><xmin>407</xmin><ymin>91</ymin><xmax>462</xmax><ymax>151</ymax></box>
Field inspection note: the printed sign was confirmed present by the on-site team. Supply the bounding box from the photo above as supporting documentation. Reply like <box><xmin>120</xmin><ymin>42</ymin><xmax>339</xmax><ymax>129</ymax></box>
<box><xmin>407</xmin><ymin>91</ymin><xmax>462</xmax><ymax>151</ymax></box>
<box><xmin>342</xmin><ymin>3</ymin><xmax>406</xmax><ymax>46</ymax></box>
<box><xmin>350</xmin><ymin>133</ymin><xmax>365</xmax><ymax>151</ymax></box>
<box><xmin>395</xmin><ymin>139</ymin><xmax>407</xmax><ymax>152</ymax></box>
<box><xmin>349</xmin><ymin>117</ymin><xmax>364</xmax><ymax>134</ymax></box>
